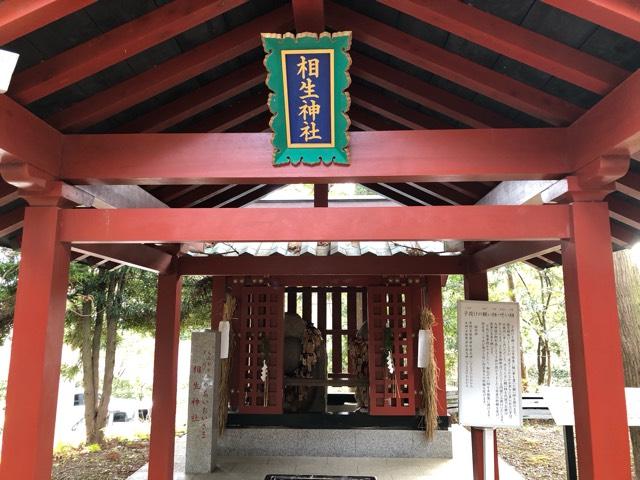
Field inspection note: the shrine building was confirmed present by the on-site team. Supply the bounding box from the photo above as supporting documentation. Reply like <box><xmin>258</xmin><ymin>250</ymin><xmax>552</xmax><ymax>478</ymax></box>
<box><xmin>0</xmin><ymin>1</ymin><xmax>639</xmax><ymax>479</ymax></box>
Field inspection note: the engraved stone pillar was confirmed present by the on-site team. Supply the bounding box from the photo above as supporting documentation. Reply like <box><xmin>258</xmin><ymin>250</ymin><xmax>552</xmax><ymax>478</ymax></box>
<box><xmin>186</xmin><ymin>331</ymin><xmax>221</xmax><ymax>474</ymax></box>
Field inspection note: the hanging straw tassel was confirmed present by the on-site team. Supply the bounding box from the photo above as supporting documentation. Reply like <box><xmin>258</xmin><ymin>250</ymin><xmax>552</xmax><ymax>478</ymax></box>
<box><xmin>218</xmin><ymin>294</ymin><xmax>237</xmax><ymax>436</ymax></box>
<box><xmin>420</xmin><ymin>306</ymin><xmax>439</xmax><ymax>441</ymax></box>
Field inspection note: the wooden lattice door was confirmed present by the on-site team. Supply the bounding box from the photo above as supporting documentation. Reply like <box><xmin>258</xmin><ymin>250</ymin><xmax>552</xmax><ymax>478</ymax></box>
<box><xmin>367</xmin><ymin>286</ymin><xmax>417</xmax><ymax>415</ymax></box>
<box><xmin>237</xmin><ymin>286</ymin><xmax>284</xmax><ymax>414</ymax></box>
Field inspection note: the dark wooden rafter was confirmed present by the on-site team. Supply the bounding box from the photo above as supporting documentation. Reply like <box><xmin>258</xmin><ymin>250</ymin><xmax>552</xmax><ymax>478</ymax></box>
<box><xmin>326</xmin><ymin>2</ymin><xmax>585</xmax><ymax>126</ymax></box>
<box><xmin>47</xmin><ymin>6</ymin><xmax>293</xmax><ymax>132</ymax></box>
<box><xmin>350</xmin><ymin>83</ymin><xmax>454</xmax><ymax>130</ymax></box>
<box><xmin>608</xmin><ymin>194</ymin><xmax>640</xmax><ymax>230</ymax></box>
<box><xmin>0</xmin><ymin>207</ymin><xmax>24</xmax><ymax>238</ymax></box>
<box><xmin>349</xmin><ymin>105</ymin><xmax>406</xmax><ymax>131</ymax></box>
<box><xmin>0</xmin><ymin>0</ymin><xmax>95</xmax><ymax>45</ymax></box>
<box><xmin>292</xmin><ymin>0</ymin><xmax>325</xmax><ymax>32</ymax></box>
<box><xmin>10</xmin><ymin>0</ymin><xmax>248</xmax><ymax>104</ymax></box>
<box><xmin>380</xmin><ymin>0</ymin><xmax>629</xmax><ymax>95</ymax></box>
<box><xmin>350</xmin><ymin>52</ymin><xmax>518</xmax><ymax>129</ymax></box>
<box><xmin>615</xmin><ymin>171</ymin><xmax>640</xmax><ymax>201</ymax></box>
<box><xmin>186</xmin><ymin>92</ymin><xmax>268</xmax><ymax>133</ymax></box>
<box><xmin>0</xmin><ymin>181</ymin><xmax>19</xmax><ymax>207</ymax></box>
<box><xmin>117</xmin><ymin>62</ymin><xmax>265</xmax><ymax>133</ymax></box>
<box><xmin>542</xmin><ymin>0</ymin><xmax>640</xmax><ymax>42</ymax></box>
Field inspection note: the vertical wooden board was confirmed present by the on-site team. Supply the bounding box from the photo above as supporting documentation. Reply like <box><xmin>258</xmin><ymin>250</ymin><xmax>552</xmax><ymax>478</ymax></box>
<box><xmin>367</xmin><ymin>286</ymin><xmax>417</xmax><ymax>416</ymax></box>
<box><xmin>347</xmin><ymin>288</ymin><xmax>357</xmax><ymax>373</ymax></box>
<box><xmin>229</xmin><ymin>283</ymin><xmax>243</xmax><ymax>412</ymax></box>
<box><xmin>317</xmin><ymin>287</ymin><xmax>327</xmax><ymax>334</ymax></box>
<box><xmin>237</xmin><ymin>286</ymin><xmax>284</xmax><ymax>414</ymax></box>
<box><xmin>332</xmin><ymin>288</ymin><xmax>342</xmax><ymax>374</ymax></box>
<box><xmin>286</xmin><ymin>287</ymin><xmax>297</xmax><ymax>314</ymax></box>
<box><xmin>302</xmin><ymin>287</ymin><xmax>312</xmax><ymax>324</ymax></box>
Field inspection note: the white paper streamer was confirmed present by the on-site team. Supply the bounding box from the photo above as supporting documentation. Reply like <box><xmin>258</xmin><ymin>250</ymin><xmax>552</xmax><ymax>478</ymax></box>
<box><xmin>218</xmin><ymin>320</ymin><xmax>230</xmax><ymax>359</ymax></box>
<box><xmin>0</xmin><ymin>50</ymin><xmax>19</xmax><ymax>94</ymax></box>
<box><xmin>417</xmin><ymin>329</ymin><xmax>432</xmax><ymax>368</ymax></box>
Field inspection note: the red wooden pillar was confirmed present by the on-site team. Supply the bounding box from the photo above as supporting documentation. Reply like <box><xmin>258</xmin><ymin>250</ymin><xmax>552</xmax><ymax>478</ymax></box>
<box><xmin>148</xmin><ymin>272</ymin><xmax>183</xmax><ymax>480</ymax></box>
<box><xmin>561</xmin><ymin>202</ymin><xmax>631</xmax><ymax>480</ymax></box>
<box><xmin>0</xmin><ymin>207</ymin><xmax>70</xmax><ymax>480</ymax></box>
<box><xmin>464</xmin><ymin>271</ymin><xmax>499</xmax><ymax>480</ymax></box>
<box><xmin>426</xmin><ymin>276</ymin><xmax>447</xmax><ymax>417</ymax></box>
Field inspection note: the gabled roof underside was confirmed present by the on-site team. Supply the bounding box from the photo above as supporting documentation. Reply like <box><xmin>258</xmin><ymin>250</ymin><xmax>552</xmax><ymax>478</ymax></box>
<box><xmin>0</xmin><ymin>0</ymin><xmax>639</xmax><ymax>270</ymax></box>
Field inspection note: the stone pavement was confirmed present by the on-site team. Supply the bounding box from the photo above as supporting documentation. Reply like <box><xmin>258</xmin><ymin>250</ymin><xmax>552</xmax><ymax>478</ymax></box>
<box><xmin>128</xmin><ymin>425</ymin><xmax>524</xmax><ymax>480</ymax></box>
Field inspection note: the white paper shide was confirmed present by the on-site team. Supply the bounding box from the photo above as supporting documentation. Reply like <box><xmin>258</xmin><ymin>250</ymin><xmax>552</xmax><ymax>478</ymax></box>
<box><xmin>457</xmin><ymin>300</ymin><xmax>522</xmax><ymax>428</ymax></box>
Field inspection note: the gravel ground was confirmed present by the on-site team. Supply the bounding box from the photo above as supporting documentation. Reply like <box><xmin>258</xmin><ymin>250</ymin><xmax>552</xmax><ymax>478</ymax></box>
<box><xmin>498</xmin><ymin>420</ymin><xmax>567</xmax><ymax>480</ymax></box>
<box><xmin>52</xmin><ymin>439</ymin><xmax>149</xmax><ymax>480</ymax></box>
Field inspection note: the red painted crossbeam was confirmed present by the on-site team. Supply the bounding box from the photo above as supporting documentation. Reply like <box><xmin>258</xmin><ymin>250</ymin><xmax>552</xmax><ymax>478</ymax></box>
<box><xmin>60</xmin><ymin>129</ymin><xmax>569</xmax><ymax>184</ymax></box>
<box><xmin>0</xmin><ymin>0</ymin><xmax>95</xmax><ymax>46</ymax></box>
<box><xmin>380</xmin><ymin>0</ymin><xmax>628</xmax><ymax>95</ymax></box>
<box><xmin>177</xmin><ymin>254</ymin><xmax>466</xmax><ymax>276</ymax></box>
<box><xmin>57</xmin><ymin>205</ymin><xmax>571</xmax><ymax>243</ymax></box>
<box><xmin>0</xmin><ymin>96</ymin><xmax>61</xmax><ymax>176</ymax></box>
<box><xmin>47</xmin><ymin>6</ymin><xmax>292</xmax><ymax>132</ymax></box>
<box><xmin>326</xmin><ymin>2</ymin><xmax>584</xmax><ymax>126</ymax></box>
<box><xmin>10</xmin><ymin>0</ymin><xmax>247</xmax><ymax>103</ymax></box>
<box><xmin>543</xmin><ymin>0</ymin><xmax>640</xmax><ymax>42</ymax></box>
<box><xmin>569</xmin><ymin>70</ymin><xmax>640</xmax><ymax>170</ymax></box>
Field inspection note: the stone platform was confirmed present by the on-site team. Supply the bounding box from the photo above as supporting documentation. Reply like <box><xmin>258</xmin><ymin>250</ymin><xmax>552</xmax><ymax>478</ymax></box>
<box><xmin>216</xmin><ymin>428</ymin><xmax>452</xmax><ymax>458</ymax></box>
<box><xmin>128</xmin><ymin>426</ymin><xmax>525</xmax><ymax>480</ymax></box>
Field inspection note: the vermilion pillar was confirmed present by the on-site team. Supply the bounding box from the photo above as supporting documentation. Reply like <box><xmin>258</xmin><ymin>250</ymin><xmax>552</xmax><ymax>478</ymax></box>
<box><xmin>464</xmin><ymin>271</ymin><xmax>499</xmax><ymax>480</ymax></box>
<box><xmin>0</xmin><ymin>207</ymin><xmax>70</xmax><ymax>480</ymax></box>
<box><xmin>561</xmin><ymin>202</ymin><xmax>631</xmax><ymax>480</ymax></box>
<box><xmin>426</xmin><ymin>276</ymin><xmax>447</xmax><ymax>417</ymax></box>
<box><xmin>148</xmin><ymin>272</ymin><xmax>183</xmax><ymax>480</ymax></box>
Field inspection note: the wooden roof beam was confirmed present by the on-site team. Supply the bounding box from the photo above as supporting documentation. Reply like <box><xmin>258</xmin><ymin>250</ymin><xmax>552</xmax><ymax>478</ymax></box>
<box><xmin>0</xmin><ymin>0</ymin><xmax>95</xmax><ymax>46</ymax></box>
<box><xmin>0</xmin><ymin>96</ymin><xmax>61</xmax><ymax>176</ymax></box>
<box><xmin>178</xmin><ymin>254</ymin><xmax>466</xmax><ymax>276</ymax></box>
<box><xmin>350</xmin><ymin>52</ymin><xmax>518</xmax><ymax>128</ymax></box>
<box><xmin>326</xmin><ymin>2</ymin><xmax>584</xmax><ymax>126</ymax></box>
<box><xmin>48</xmin><ymin>6</ymin><xmax>292</xmax><ymax>132</ymax></box>
<box><xmin>58</xmin><ymin>205</ymin><xmax>572</xmax><ymax>243</ymax></box>
<box><xmin>469</xmin><ymin>240</ymin><xmax>560</xmax><ymax>272</ymax></box>
<box><xmin>610</xmin><ymin>219</ymin><xmax>639</xmax><ymax>246</ymax></box>
<box><xmin>71</xmin><ymin>244</ymin><xmax>172</xmax><ymax>273</ymax></box>
<box><xmin>0</xmin><ymin>206</ymin><xmax>24</xmax><ymax>238</ymax></box>
<box><xmin>349</xmin><ymin>105</ymin><xmax>406</xmax><ymax>131</ymax></box>
<box><xmin>569</xmin><ymin>69</ymin><xmax>640</xmax><ymax>171</ymax></box>
<box><xmin>222</xmin><ymin>184</ymin><xmax>283</xmax><ymax>208</ymax></box>
<box><xmin>380</xmin><ymin>0</ymin><xmax>628</xmax><ymax>95</ymax></box>
<box><xmin>615</xmin><ymin>171</ymin><xmax>640</xmax><ymax>201</ymax></box>
<box><xmin>608</xmin><ymin>195</ymin><xmax>640</xmax><ymax>230</ymax></box>
<box><xmin>350</xmin><ymin>83</ymin><xmax>454</xmax><ymax>130</ymax></box>
<box><xmin>118</xmin><ymin>61</ymin><xmax>265</xmax><ymax>133</ymax></box>
<box><xmin>187</xmin><ymin>93</ymin><xmax>268</xmax><ymax>133</ymax></box>
<box><xmin>292</xmin><ymin>0</ymin><xmax>325</xmax><ymax>32</ymax></box>
<box><xmin>60</xmin><ymin>129</ymin><xmax>570</xmax><ymax>184</ymax></box>
<box><xmin>10</xmin><ymin>0</ymin><xmax>247</xmax><ymax>103</ymax></box>
<box><xmin>543</xmin><ymin>0</ymin><xmax>640</xmax><ymax>42</ymax></box>
<box><xmin>0</xmin><ymin>181</ymin><xmax>19</xmax><ymax>207</ymax></box>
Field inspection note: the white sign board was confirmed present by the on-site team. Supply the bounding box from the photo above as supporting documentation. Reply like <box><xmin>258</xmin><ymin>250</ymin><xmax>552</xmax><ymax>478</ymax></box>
<box><xmin>543</xmin><ymin>386</ymin><xmax>640</xmax><ymax>426</ymax></box>
<box><xmin>458</xmin><ymin>300</ymin><xmax>522</xmax><ymax>428</ymax></box>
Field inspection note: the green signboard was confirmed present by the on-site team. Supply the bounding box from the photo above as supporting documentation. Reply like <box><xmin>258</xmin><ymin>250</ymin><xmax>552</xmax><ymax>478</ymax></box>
<box><xmin>262</xmin><ymin>32</ymin><xmax>352</xmax><ymax>166</ymax></box>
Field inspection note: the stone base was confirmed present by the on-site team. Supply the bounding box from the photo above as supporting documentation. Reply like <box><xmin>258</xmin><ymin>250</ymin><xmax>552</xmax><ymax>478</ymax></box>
<box><xmin>216</xmin><ymin>428</ymin><xmax>452</xmax><ymax>459</ymax></box>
